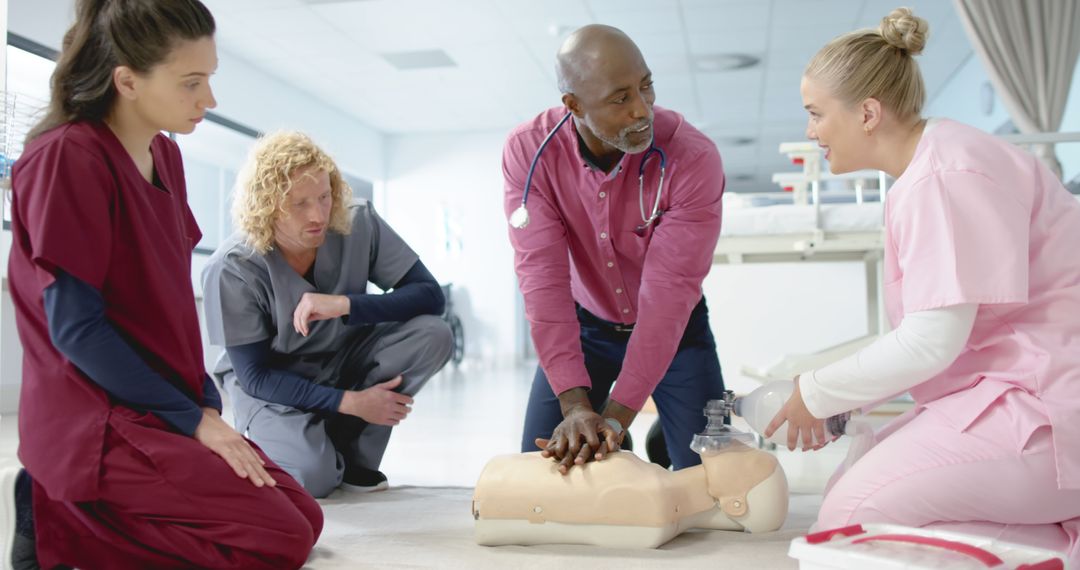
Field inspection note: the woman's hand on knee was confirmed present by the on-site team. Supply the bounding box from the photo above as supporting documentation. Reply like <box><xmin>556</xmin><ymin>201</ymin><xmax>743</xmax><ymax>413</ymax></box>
<box><xmin>194</xmin><ymin>408</ymin><xmax>278</xmax><ymax>488</ymax></box>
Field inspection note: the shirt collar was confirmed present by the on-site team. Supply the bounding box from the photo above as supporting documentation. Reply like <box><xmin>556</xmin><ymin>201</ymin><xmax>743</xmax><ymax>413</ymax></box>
<box><xmin>571</xmin><ymin>117</ymin><xmax>629</xmax><ymax>177</ymax></box>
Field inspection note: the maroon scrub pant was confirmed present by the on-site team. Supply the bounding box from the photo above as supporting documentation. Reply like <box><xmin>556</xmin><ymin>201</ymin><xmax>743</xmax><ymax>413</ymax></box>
<box><xmin>32</xmin><ymin>407</ymin><xmax>323</xmax><ymax>569</ymax></box>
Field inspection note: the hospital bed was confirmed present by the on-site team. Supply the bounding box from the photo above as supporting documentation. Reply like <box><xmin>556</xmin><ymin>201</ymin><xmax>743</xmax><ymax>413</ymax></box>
<box><xmin>716</xmin><ymin>143</ymin><xmax>890</xmax><ymax>381</ymax></box>
<box><xmin>717</xmin><ymin>133</ymin><xmax>1080</xmax><ymax>384</ymax></box>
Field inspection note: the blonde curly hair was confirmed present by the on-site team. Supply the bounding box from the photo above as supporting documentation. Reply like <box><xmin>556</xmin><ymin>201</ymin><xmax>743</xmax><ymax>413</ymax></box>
<box><xmin>232</xmin><ymin>131</ymin><xmax>353</xmax><ymax>254</ymax></box>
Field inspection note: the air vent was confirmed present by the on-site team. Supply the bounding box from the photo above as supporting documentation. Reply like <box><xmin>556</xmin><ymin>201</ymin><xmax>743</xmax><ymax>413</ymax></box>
<box><xmin>381</xmin><ymin>50</ymin><xmax>457</xmax><ymax>70</ymax></box>
<box><xmin>693</xmin><ymin>53</ymin><xmax>760</xmax><ymax>72</ymax></box>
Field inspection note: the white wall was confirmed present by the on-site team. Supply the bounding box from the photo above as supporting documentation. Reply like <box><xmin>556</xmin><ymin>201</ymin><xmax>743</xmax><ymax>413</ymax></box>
<box><xmin>923</xmin><ymin>53</ymin><xmax>1012</xmax><ymax>132</ymax></box>
<box><xmin>703</xmin><ymin>262</ymin><xmax>871</xmax><ymax>396</ymax></box>
<box><xmin>207</xmin><ymin>54</ymin><xmax>385</xmax><ymax>181</ymax></box>
<box><xmin>381</xmin><ymin>130</ymin><xmax>519</xmax><ymax>366</ymax></box>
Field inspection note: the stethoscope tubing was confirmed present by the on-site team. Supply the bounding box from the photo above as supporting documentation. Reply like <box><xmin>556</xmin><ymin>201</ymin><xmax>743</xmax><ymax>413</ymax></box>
<box><xmin>519</xmin><ymin>112</ymin><xmax>574</xmax><ymax>212</ymax></box>
<box><xmin>514</xmin><ymin>111</ymin><xmax>667</xmax><ymax>233</ymax></box>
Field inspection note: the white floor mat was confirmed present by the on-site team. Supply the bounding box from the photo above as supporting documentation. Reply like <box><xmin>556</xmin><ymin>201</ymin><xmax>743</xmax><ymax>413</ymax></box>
<box><xmin>305</xmin><ymin>486</ymin><xmax>822</xmax><ymax>569</ymax></box>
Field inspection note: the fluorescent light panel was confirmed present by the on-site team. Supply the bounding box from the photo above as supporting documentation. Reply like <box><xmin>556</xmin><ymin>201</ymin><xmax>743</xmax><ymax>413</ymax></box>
<box><xmin>381</xmin><ymin>49</ymin><xmax>457</xmax><ymax>70</ymax></box>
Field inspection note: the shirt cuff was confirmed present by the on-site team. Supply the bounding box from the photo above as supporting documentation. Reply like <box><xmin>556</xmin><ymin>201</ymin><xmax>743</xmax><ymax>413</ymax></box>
<box><xmin>798</xmin><ymin>371</ymin><xmax>832</xmax><ymax>419</ymax></box>
<box><xmin>201</xmin><ymin>374</ymin><xmax>223</xmax><ymax>413</ymax></box>
<box><xmin>325</xmin><ymin>388</ymin><xmax>346</xmax><ymax>414</ymax></box>
<box><xmin>160</xmin><ymin>406</ymin><xmax>205</xmax><ymax>437</ymax></box>
<box><xmin>543</xmin><ymin>360</ymin><xmax>591</xmax><ymax>397</ymax></box>
<box><xmin>347</xmin><ymin>293</ymin><xmax>367</xmax><ymax>326</ymax></box>
<box><xmin>609</xmin><ymin>371</ymin><xmax>652</xmax><ymax>412</ymax></box>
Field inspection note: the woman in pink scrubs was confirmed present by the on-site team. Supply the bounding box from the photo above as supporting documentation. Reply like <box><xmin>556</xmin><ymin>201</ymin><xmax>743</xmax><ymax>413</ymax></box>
<box><xmin>5</xmin><ymin>0</ymin><xmax>321</xmax><ymax>568</ymax></box>
<box><xmin>765</xmin><ymin>7</ymin><xmax>1080</xmax><ymax>563</ymax></box>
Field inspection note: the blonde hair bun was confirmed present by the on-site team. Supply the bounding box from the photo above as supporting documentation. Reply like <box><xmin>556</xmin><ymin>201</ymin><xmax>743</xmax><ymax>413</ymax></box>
<box><xmin>879</xmin><ymin>7</ymin><xmax>928</xmax><ymax>55</ymax></box>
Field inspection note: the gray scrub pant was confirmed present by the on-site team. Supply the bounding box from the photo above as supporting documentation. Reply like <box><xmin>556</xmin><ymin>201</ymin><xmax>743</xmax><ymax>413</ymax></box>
<box><xmin>224</xmin><ymin>315</ymin><xmax>453</xmax><ymax>498</ymax></box>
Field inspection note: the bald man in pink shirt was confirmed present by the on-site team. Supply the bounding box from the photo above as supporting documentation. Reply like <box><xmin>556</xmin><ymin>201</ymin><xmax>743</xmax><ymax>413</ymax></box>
<box><xmin>503</xmin><ymin>25</ymin><xmax>727</xmax><ymax>473</ymax></box>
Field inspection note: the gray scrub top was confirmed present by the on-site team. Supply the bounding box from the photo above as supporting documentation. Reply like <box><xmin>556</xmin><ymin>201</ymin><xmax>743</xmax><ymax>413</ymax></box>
<box><xmin>202</xmin><ymin>201</ymin><xmax>419</xmax><ymax>380</ymax></box>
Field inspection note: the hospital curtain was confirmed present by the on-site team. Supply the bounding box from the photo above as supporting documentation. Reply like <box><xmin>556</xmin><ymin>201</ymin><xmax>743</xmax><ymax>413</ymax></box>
<box><xmin>954</xmin><ymin>0</ymin><xmax>1080</xmax><ymax>179</ymax></box>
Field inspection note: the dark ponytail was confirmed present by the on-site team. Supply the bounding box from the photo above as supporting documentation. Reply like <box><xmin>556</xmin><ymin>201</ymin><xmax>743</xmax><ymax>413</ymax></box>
<box><xmin>25</xmin><ymin>0</ymin><xmax>215</xmax><ymax>144</ymax></box>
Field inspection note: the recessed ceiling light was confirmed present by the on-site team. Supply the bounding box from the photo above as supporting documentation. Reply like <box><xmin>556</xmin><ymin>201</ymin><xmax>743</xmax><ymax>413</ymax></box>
<box><xmin>693</xmin><ymin>53</ymin><xmax>760</xmax><ymax>72</ymax></box>
<box><xmin>381</xmin><ymin>50</ymin><xmax>457</xmax><ymax>70</ymax></box>
<box><xmin>547</xmin><ymin>24</ymin><xmax>577</xmax><ymax>37</ymax></box>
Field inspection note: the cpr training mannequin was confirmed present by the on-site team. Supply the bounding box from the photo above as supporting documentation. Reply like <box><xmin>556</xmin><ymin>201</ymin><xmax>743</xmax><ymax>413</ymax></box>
<box><xmin>473</xmin><ymin>395</ymin><xmax>788</xmax><ymax>548</ymax></box>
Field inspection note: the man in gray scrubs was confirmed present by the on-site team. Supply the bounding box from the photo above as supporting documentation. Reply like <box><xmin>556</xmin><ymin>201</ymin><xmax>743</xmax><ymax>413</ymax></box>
<box><xmin>202</xmin><ymin>131</ymin><xmax>452</xmax><ymax>498</ymax></box>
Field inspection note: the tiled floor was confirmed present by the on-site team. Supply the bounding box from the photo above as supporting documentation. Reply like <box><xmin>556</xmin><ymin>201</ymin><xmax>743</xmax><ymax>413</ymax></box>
<box><xmin>1</xmin><ymin>361</ymin><xmax>854</xmax><ymax>495</ymax></box>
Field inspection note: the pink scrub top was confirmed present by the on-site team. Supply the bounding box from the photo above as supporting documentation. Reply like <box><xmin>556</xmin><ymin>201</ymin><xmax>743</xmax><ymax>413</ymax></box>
<box><xmin>503</xmin><ymin>106</ymin><xmax>724</xmax><ymax>410</ymax></box>
<box><xmin>883</xmin><ymin>118</ymin><xmax>1080</xmax><ymax>490</ymax></box>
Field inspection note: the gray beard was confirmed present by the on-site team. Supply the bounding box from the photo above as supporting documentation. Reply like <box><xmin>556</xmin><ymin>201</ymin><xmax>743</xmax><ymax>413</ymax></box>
<box><xmin>587</xmin><ymin>117</ymin><xmax>653</xmax><ymax>155</ymax></box>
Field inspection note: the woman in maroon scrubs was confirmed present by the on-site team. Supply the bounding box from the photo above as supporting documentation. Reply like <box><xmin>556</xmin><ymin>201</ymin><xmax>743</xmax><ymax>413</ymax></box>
<box><xmin>5</xmin><ymin>1</ymin><xmax>321</xmax><ymax>568</ymax></box>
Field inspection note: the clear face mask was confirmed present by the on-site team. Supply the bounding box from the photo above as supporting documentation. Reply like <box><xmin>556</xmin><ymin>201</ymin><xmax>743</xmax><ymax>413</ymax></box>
<box><xmin>690</xmin><ymin>392</ymin><xmax>757</xmax><ymax>455</ymax></box>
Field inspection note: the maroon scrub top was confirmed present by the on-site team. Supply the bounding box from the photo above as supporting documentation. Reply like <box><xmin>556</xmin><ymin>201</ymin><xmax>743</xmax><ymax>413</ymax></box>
<box><xmin>8</xmin><ymin>121</ymin><xmax>208</xmax><ymax>502</ymax></box>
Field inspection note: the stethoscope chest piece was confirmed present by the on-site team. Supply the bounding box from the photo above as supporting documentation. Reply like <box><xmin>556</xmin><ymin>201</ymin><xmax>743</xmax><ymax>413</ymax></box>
<box><xmin>509</xmin><ymin>205</ymin><xmax>530</xmax><ymax>229</ymax></box>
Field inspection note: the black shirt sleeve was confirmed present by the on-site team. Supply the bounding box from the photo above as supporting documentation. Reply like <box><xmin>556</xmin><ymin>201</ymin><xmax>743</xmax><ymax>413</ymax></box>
<box><xmin>347</xmin><ymin>259</ymin><xmax>445</xmax><ymax>326</ymax></box>
<box><xmin>202</xmin><ymin>373</ymin><xmax>223</xmax><ymax>413</ymax></box>
<box><xmin>226</xmin><ymin>340</ymin><xmax>345</xmax><ymax>413</ymax></box>
<box><xmin>43</xmin><ymin>270</ymin><xmax>207</xmax><ymax>436</ymax></box>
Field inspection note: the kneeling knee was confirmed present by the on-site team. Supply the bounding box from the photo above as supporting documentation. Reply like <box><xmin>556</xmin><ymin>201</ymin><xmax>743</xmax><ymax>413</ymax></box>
<box><xmin>815</xmin><ymin>495</ymin><xmax>855</xmax><ymax>531</ymax></box>
<box><xmin>818</xmin><ymin>481</ymin><xmax>922</xmax><ymax>531</ymax></box>
<box><xmin>417</xmin><ymin>315</ymin><xmax>453</xmax><ymax>344</ymax></box>
<box><xmin>229</xmin><ymin>506</ymin><xmax>319</xmax><ymax>570</ymax></box>
<box><xmin>291</xmin><ymin>465</ymin><xmax>340</xmax><ymax>499</ymax></box>
<box><xmin>266</xmin><ymin>520</ymin><xmax>317</xmax><ymax>570</ymax></box>
<box><xmin>411</xmin><ymin>315</ymin><xmax>454</xmax><ymax>362</ymax></box>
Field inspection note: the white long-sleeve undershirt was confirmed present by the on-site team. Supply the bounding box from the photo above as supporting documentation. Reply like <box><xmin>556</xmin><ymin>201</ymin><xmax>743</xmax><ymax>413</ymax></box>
<box><xmin>799</xmin><ymin>303</ymin><xmax>978</xmax><ymax>419</ymax></box>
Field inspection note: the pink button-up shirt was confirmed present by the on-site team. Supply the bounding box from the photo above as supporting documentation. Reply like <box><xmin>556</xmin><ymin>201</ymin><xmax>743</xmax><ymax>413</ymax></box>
<box><xmin>884</xmin><ymin>118</ymin><xmax>1080</xmax><ymax>490</ymax></box>
<box><xmin>503</xmin><ymin>106</ymin><xmax>724</xmax><ymax>410</ymax></box>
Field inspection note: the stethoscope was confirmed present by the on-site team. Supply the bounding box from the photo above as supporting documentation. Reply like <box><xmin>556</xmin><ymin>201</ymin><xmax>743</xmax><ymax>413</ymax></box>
<box><xmin>509</xmin><ymin>112</ymin><xmax>667</xmax><ymax>237</ymax></box>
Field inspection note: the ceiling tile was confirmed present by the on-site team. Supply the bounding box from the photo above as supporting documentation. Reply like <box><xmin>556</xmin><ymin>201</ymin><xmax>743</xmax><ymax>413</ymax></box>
<box><xmin>491</xmin><ymin>0</ymin><xmax>593</xmax><ymax>40</ymax></box>
<box><xmin>682</xmin><ymin>3</ymin><xmax>771</xmax><ymax>32</ymax></box>
<box><xmin>687</xmin><ymin>29</ymin><xmax>769</xmax><ymax>56</ymax></box>
<box><xmin>648</xmin><ymin>53</ymin><xmax>692</xmax><ymax>76</ymax></box>
<box><xmin>192</xmin><ymin>0</ymin><xmax>983</xmax><ymax>191</ymax></box>
<box><xmin>770</xmin><ymin>0</ymin><xmax>863</xmax><ymax>29</ymax></box>
<box><xmin>202</xmin><ymin>0</ymin><xmax>300</xmax><ymax>14</ymax></box>
<box><xmin>587</xmin><ymin>6</ymin><xmax>684</xmax><ymax>36</ymax></box>
<box><xmin>632</xmin><ymin>33</ymin><xmax>690</xmax><ymax>58</ymax></box>
<box><xmin>695</xmin><ymin>68</ymin><xmax>764</xmax><ymax>98</ymax></box>
<box><xmin>655</xmin><ymin>73</ymin><xmax>700</xmax><ymax>122</ymax></box>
